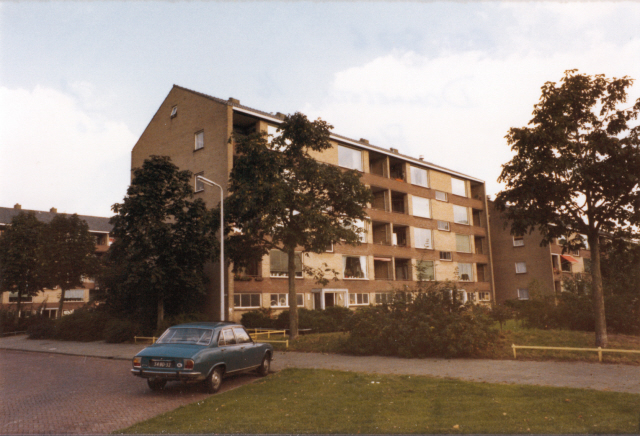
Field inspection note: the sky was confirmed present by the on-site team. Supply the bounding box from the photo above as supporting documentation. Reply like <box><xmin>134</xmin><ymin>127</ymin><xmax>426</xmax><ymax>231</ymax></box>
<box><xmin>1</xmin><ymin>2</ymin><xmax>639</xmax><ymax>218</ymax></box>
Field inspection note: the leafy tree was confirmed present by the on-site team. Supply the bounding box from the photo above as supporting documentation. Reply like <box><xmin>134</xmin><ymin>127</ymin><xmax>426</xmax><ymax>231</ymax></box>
<box><xmin>225</xmin><ymin>113</ymin><xmax>373</xmax><ymax>339</ymax></box>
<box><xmin>0</xmin><ymin>212</ymin><xmax>46</xmax><ymax>316</ymax></box>
<box><xmin>495</xmin><ymin>70</ymin><xmax>640</xmax><ymax>347</ymax></box>
<box><xmin>103</xmin><ymin>156</ymin><xmax>216</xmax><ymax>330</ymax></box>
<box><xmin>600</xmin><ymin>238</ymin><xmax>640</xmax><ymax>297</ymax></box>
<box><xmin>40</xmin><ymin>214</ymin><xmax>100</xmax><ymax>319</ymax></box>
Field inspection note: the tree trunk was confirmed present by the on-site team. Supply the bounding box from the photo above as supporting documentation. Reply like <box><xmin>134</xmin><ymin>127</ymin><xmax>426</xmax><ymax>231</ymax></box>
<box><xmin>589</xmin><ymin>234</ymin><xmax>608</xmax><ymax>348</ymax></box>
<box><xmin>287</xmin><ymin>247</ymin><xmax>299</xmax><ymax>341</ymax></box>
<box><xmin>157</xmin><ymin>297</ymin><xmax>165</xmax><ymax>331</ymax></box>
<box><xmin>57</xmin><ymin>288</ymin><xmax>66</xmax><ymax>319</ymax></box>
<box><xmin>16</xmin><ymin>292</ymin><xmax>22</xmax><ymax>320</ymax></box>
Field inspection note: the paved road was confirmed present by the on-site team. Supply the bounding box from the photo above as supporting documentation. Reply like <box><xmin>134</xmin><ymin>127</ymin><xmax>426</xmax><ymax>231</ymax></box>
<box><xmin>0</xmin><ymin>350</ymin><xmax>262</xmax><ymax>435</ymax></box>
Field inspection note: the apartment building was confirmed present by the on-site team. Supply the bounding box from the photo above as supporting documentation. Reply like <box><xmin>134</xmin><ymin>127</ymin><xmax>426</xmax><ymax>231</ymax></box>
<box><xmin>132</xmin><ymin>85</ymin><xmax>496</xmax><ymax>322</ymax></box>
<box><xmin>488</xmin><ymin>201</ymin><xmax>592</xmax><ymax>303</ymax></box>
<box><xmin>0</xmin><ymin>204</ymin><xmax>112</xmax><ymax>318</ymax></box>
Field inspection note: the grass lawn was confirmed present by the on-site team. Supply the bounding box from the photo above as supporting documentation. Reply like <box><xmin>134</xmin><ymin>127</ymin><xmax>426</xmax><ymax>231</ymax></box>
<box><xmin>266</xmin><ymin>321</ymin><xmax>640</xmax><ymax>365</ymax></box>
<box><xmin>117</xmin><ymin>368</ymin><xmax>640</xmax><ymax>434</ymax></box>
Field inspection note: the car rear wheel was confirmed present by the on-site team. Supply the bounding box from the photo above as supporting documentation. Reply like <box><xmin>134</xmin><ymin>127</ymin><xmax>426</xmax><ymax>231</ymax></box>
<box><xmin>205</xmin><ymin>367</ymin><xmax>223</xmax><ymax>393</ymax></box>
<box><xmin>257</xmin><ymin>353</ymin><xmax>271</xmax><ymax>377</ymax></box>
<box><xmin>147</xmin><ymin>378</ymin><xmax>167</xmax><ymax>391</ymax></box>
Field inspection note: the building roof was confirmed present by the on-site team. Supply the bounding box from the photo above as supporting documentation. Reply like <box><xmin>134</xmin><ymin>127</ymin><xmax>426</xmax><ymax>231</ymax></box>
<box><xmin>172</xmin><ymin>85</ymin><xmax>485</xmax><ymax>184</ymax></box>
<box><xmin>0</xmin><ymin>207</ymin><xmax>113</xmax><ymax>233</ymax></box>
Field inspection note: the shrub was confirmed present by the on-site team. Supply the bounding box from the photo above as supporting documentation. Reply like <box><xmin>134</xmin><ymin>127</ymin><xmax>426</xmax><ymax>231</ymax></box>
<box><xmin>104</xmin><ymin>318</ymin><xmax>141</xmax><ymax>343</ymax></box>
<box><xmin>241</xmin><ymin>309</ymin><xmax>276</xmax><ymax>329</ymax></box>
<box><xmin>490</xmin><ymin>305</ymin><xmax>513</xmax><ymax>331</ymax></box>
<box><xmin>55</xmin><ymin>308</ymin><xmax>109</xmax><ymax>341</ymax></box>
<box><xmin>27</xmin><ymin>317</ymin><xmax>57</xmax><ymax>339</ymax></box>
<box><xmin>343</xmin><ymin>291</ymin><xmax>497</xmax><ymax>359</ymax></box>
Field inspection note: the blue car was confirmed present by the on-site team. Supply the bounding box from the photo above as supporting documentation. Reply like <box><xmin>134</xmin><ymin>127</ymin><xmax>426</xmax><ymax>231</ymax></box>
<box><xmin>131</xmin><ymin>322</ymin><xmax>273</xmax><ymax>393</ymax></box>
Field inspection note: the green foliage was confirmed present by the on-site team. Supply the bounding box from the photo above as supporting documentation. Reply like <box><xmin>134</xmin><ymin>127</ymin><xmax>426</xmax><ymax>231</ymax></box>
<box><xmin>490</xmin><ymin>305</ymin><xmax>513</xmax><ymax>331</ymax></box>
<box><xmin>26</xmin><ymin>317</ymin><xmax>57</xmax><ymax>339</ymax></box>
<box><xmin>240</xmin><ymin>308</ymin><xmax>276</xmax><ymax>329</ymax></box>
<box><xmin>54</xmin><ymin>308</ymin><xmax>109</xmax><ymax>341</ymax></box>
<box><xmin>153</xmin><ymin>312</ymin><xmax>210</xmax><ymax>337</ymax></box>
<box><xmin>104</xmin><ymin>318</ymin><xmax>142</xmax><ymax>343</ymax></box>
<box><xmin>241</xmin><ymin>307</ymin><xmax>354</xmax><ymax>333</ymax></box>
<box><xmin>343</xmin><ymin>289</ymin><xmax>497</xmax><ymax>359</ymax></box>
<box><xmin>101</xmin><ymin>156</ymin><xmax>217</xmax><ymax>331</ymax></box>
<box><xmin>225</xmin><ymin>113</ymin><xmax>373</xmax><ymax>338</ymax></box>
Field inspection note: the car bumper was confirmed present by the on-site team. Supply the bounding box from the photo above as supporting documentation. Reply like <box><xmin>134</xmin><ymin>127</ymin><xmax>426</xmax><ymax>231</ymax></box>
<box><xmin>131</xmin><ymin>368</ymin><xmax>202</xmax><ymax>381</ymax></box>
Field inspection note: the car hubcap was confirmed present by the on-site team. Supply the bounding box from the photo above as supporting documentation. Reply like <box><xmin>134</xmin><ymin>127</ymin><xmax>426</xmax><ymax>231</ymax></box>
<box><xmin>212</xmin><ymin>371</ymin><xmax>221</xmax><ymax>388</ymax></box>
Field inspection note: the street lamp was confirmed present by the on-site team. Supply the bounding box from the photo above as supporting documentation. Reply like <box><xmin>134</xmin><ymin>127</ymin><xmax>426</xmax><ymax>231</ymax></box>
<box><xmin>196</xmin><ymin>175</ymin><xmax>225</xmax><ymax>322</ymax></box>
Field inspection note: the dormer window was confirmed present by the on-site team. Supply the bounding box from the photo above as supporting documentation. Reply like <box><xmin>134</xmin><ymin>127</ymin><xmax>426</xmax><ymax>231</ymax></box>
<box><xmin>170</xmin><ymin>106</ymin><xmax>178</xmax><ymax>118</ymax></box>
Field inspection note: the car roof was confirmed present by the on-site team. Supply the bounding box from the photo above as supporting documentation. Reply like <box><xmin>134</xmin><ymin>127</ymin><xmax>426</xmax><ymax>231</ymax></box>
<box><xmin>170</xmin><ymin>322</ymin><xmax>241</xmax><ymax>329</ymax></box>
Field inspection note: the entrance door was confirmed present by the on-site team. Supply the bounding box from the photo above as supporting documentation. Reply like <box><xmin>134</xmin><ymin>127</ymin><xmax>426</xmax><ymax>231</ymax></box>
<box><xmin>314</xmin><ymin>293</ymin><xmax>322</xmax><ymax>310</ymax></box>
<box><xmin>324</xmin><ymin>293</ymin><xmax>335</xmax><ymax>308</ymax></box>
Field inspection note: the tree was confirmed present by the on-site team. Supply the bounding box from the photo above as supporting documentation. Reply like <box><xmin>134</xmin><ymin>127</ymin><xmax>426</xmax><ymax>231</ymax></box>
<box><xmin>103</xmin><ymin>156</ymin><xmax>216</xmax><ymax>330</ymax></box>
<box><xmin>495</xmin><ymin>70</ymin><xmax>640</xmax><ymax>347</ymax></box>
<box><xmin>225</xmin><ymin>112</ymin><xmax>373</xmax><ymax>340</ymax></box>
<box><xmin>40</xmin><ymin>214</ymin><xmax>100</xmax><ymax>319</ymax></box>
<box><xmin>0</xmin><ymin>212</ymin><xmax>46</xmax><ymax>316</ymax></box>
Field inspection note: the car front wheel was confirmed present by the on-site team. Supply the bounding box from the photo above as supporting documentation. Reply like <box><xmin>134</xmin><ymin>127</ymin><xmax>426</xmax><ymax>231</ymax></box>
<box><xmin>147</xmin><ymin>378</ymin><xmax>167</xmax><ymax>391</ymax></box>
<box><xmin>205</xmin><ymin>367</ymin><xmax>223</xmax><ymax>393</ymax></box>
<box><xmin>257</xmin><ymin>354</ymin><xmax>271</xmax><ymax>377</ymax></box>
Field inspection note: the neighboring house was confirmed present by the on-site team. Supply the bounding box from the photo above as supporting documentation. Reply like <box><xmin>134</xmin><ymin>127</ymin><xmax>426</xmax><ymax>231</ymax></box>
<box><xmin>132</xmin><ymin>85</ymin><xmax>496</xmax><ymax>322</ymax></box>
<box><xmin>0</xmin><ymin>204</ymin><xmax>112</xmax><ymax>318</ymax></box>
<box><xmin>487</xmin><ymin>201</ymin><xmax>592</xmax><ymax>303</ymax></box>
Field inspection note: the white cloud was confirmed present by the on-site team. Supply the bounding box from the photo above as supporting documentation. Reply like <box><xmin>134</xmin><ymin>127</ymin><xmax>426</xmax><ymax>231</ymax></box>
<box><xmin>303</xmin><ymin>39</ymin><xmax>640</xmax><ymax>198</ymax></box>
<box><xmin>0</xmin><ymin>85</ymin><xmax>136</xmax><ymax>217</ymax></box>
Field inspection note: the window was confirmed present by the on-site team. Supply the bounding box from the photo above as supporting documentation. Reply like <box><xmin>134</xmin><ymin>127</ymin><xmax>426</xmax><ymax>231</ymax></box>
<box><xmin>455</xmin><ymin>234</ymin><xmax>471</xmax><ymax>253</ymax></box>
<box><xmin>195</xmin><ymin>172</ymin><xmax>204</xmax><ymax>192</ymax></box>
<box><xmin>458</xmin><ymin>263</ymin><xmax>473</xmax><ymax>281</ymax></box>
<box><xmin>349</xmin><ymin>293</ymin><xmax>369</xmax><ymax>305</ymax></box>
<box><xmin>344</xmin><ymin>219</ymin><xmax>367</xmax><ymax>243</ymax></box>
<box><xmin>513</xmin><ymin>236</ymin><xmax>524</xmax><ymax>247</ymax></box>
<box><xmin>195</xmin><ymin>131</ymin><xmax>204</xmax><ymax>150</ymax></box>
<box><xmin>8</xmin><ymin>293</ymin><xmax>32</xmax><ymax>303</ymax></box>
<box><xmin>435</xmin><ymin>191</ymin><xmax>447</xmax><ymax>202</ymax></box>
<box><xmin>453</xmin><ymin>206</ymin><xmax>469</xmax><ymax>225</ymax></box>
<box><xmin>416</xmin><ymin>260</ymin><xmax>435</xmax><ymax>281</ymax></box>
<box><xmin>467</xmin><ymin>292</ymin><xmax>477</xmax><ymax>302</ymax></box>
<box><xmin>439</xmin><ymin>251</ymin><xmax>452</xmax><ymax>261</ymax></box>
<box><xmin>561</xmin><ymin>257</ymin><xmax>572</xmax><ymax>272</ymax></box>
<box><xmin>451</xmin><ymin>178</ymin><xmax>467</xmax><ymax>197</ymax></box>
<box><xmin>412</xmin><ymin>196</ymin><xmax>431</xmax><ymax>218</ymax></box>
<box><xmin>515</xmin><ymin>262</ymin><xmax>527</xmax><ymax>274</ymax></box>
<box><xmin>479</xmin><ymin>292</ymin><xmax>490</xmax><ymax>301</ymax></box>
<box><xmin>233</xmin><ymin>328</ymin><xmax>252</xmax><ymax>344</ymax></box>
<box><xmin>338</xmin><ymin>145</ymin><xmax>363</xmax><ymax>171</ymax></box>
<box><xmin>234</xmin><ymin>293</ymin><xmax>261</xmax><ymax>308</ymax></box>
<box><xmin>410</xmin><ymin>166</ymin><xmax>428</xmax><ymax>187</ymax></box>
<box><xmin>64</xmin><ymin>290</ymin><xmax>85</xmax><ymax>301</ymax></box>
<box><xmin>584</xmin><ymin>258</ymin><xmax>592</xmax><ymax>273</ymax></box>
<box><xmin>270</xmin><ymin>293</ymin><xmax>304</xmax><ymax>308</ymax></box>
<box><xmin>343</xmin><ymin>256</ymin><xmax>368</xmax><ymax>279</ymax></box>
<box><xmin>170</xmin><ymin>106</ymin><xmax>177</xmax><ymax>118</ymax></box>
<box><xmin>437</xmin><ymin>220</ymin><xmax>450</xmax><ymax>231</ymax></box>
<box><xmin>219</xmin><ymin>329</ymin><xmax>236</xmax><ymax>346</ymax></box>
<box><xmin>517</xmin><ymin>289</ymin><xmax>530</xmax><ymax>300</ymax></box>
<box><xmin>414</xmin><ymin>228</ymin><xmax>433</xmax><ymax>250</ymax></box>
<box><xmin>269</xmin><ymin>250</ymin><xmax>302</xmax><ymax>278</ymax></box>
<box><xmin>571</xmin><ymin>249</ymin><xmax>580</xmax><ymax>257</ymax></box>
<box><xmin>375</xmin><ymin>292</ymin><xmax>393</xmax><ymax>304</ymax></box>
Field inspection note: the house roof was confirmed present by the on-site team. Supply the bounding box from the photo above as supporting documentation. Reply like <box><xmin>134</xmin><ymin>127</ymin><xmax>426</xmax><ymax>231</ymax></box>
<box><xmin>172</xmin><ymin>85</ymin><xmax>485</xmax><ymax>184</ymax></box>
<box><xmin>0</xmin><ymin>207</ymin><xmax>113</xmax><ymax>233</ymax></box>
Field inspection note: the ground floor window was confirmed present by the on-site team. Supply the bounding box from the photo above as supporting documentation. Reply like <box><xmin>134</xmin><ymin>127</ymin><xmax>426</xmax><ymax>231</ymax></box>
<box><xmin>349</xmin><ymin>293</ymin><xmax>369</xmax><ymax>305</ymax></box>
<box><xmin>517</xmin><ymin>289</ymin><xmax>530</xmax><ymax>300</ymax></box>
<box><xmin>467</xmin><ymin>292</ymin><xmax>477</xmax><ymax>302</ymax></box>
<box><xmin>234</xmin><ymin>293</ymin><xmax>261</xmax><ymax>308</ymax></box>
<box><xmin>270</xmin><ymin>293</ymin><xmax>304</xmax><ymax>308</ymax></box>
<box><xmin>478</xmin><ymin>292</ymin><xmax>491</xmax><ymax>301</ymax></box>
<box><xmin>375</xmin><ymin>292</ymin><xmax>393</xmax><ymax>304</ymax></box>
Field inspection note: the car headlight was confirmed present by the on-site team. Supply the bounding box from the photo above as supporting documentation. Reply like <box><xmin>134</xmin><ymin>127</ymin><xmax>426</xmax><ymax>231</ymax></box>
<box><xmin>133</xmin><ymin>356</ymin><xmax>141</xmax><ymax>368</ymax></box>
<box><xmin>184</xmin><ymin>359</ymin><xmax>195</xmax><ymax>370</ymax></box>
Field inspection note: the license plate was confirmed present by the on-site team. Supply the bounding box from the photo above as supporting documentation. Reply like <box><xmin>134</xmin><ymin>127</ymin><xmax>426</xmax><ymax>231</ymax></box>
<box><xmin>150</xmin><ymin>360</ymin><xmax>175</xmax><ymax>368</ymax></box>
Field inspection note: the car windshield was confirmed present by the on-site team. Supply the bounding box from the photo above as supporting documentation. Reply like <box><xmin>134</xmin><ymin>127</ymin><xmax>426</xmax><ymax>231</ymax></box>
<box><xmin>156</xmin><ymin>328</ymin><xmax>214</xmax><ymax>345</ymax></box>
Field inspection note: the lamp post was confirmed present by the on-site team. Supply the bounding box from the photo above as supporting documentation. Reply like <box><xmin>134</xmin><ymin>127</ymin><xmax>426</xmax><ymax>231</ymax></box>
<box><xmin>196</xmin><ymin>175</ymin><xmax>225</xmax><ymax>322</ymax></box>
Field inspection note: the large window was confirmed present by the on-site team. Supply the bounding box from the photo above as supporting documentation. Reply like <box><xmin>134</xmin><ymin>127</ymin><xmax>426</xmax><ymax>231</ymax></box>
<box><xmin>349</xmin><ymin>293</ymin><xmax>369</xmax><ymax>305</ymax></box>
<box><xmin>458</xmin><ymin>263</ymin><xmax>473</xmax><ymax>281</ymax></box>
<box><xmin>234</xmin><ymin>293</ymin><xmax>261</xmax><ymax>308</ymax></box>
<box><xmin>455</xmin><ymin>234</ymin><xmax>471</xmax><ymax>253</ymax></box>
<box><xmin>412</xmin><ymin>196</ymin><xmax>431</xmax><ymax>218</ymax></box>
<box><xmin>453</xmin><ymin>205</ymin><xmax>469</xmax><ymax>225</ymax></box>
<box><xmin>270</xmin><ymin>293</ymin><xmax>304</xmax><ymax>308</ymax></box>
<box><xmin>338</xmin><ymin>145</ymin><xmax>363</xmax><ymax>171</ymax></box>
<box><xmin>269</xmin><ymin>250</ymin><xmax>302</xmax><ymax>278</ymax></box>
<box><xmin>195</xmin><ymin>131</ymin><xmax>204</xmax><ymax>150</ymax></box>
<box><xmin>414</xmin><ymin>228</ymin><xmax>433</xmax><ymax>250</ymax></box>
<box><xmin>410</xmin><ymin>166</ymin><xmax>428</xmax><ymax>187</ymax></box>
<box><xmin>515</xmin><ymin>262</ymin><xmax>527</xmax><ymax>274</ymax></box>
<box><xmin>416</xmin><ymin>260</ymin><xmax>435</xmax><ymax>281</ymax></box>
<box><xmin>343</xmin><ymin>255</ymin><xmax>368</xmax><ymax>279</ymax></box>
<box><xmin>451</xmin><ymin>178</ymin><xmax>467</xmax><ymax>197</ymax></box>
<box><xmin>375</xmin><ymin>292</ymin><xmax>393</xmax><ymax>304</ymax></box>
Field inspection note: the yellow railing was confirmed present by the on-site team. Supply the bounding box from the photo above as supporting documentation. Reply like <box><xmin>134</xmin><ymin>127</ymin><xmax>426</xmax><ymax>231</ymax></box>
<box><xmin>248</xmin><ymin>329</ymin><xmax>289</xmax><ymax>349</ymax></box>
<box><xmin>134</xmin><ymin>336</ymin><xmax>158</xmax><ymax>344</ymax></box>
<box><xmin>512</xmin><ymin>344</ymin><xmax>640</xmax><ymax>362</ymax></box>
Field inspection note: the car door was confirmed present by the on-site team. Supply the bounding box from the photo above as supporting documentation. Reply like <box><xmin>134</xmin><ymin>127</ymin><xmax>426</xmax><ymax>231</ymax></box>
<box><xmin>218</xmin><ymin>328</ymin><xmax>243</xmax><ymax>372</ymax></box>
<box><xmin>233</xmin><ymin>327</ymin><xmax>260</xmax><ymax>369</ymax></box>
